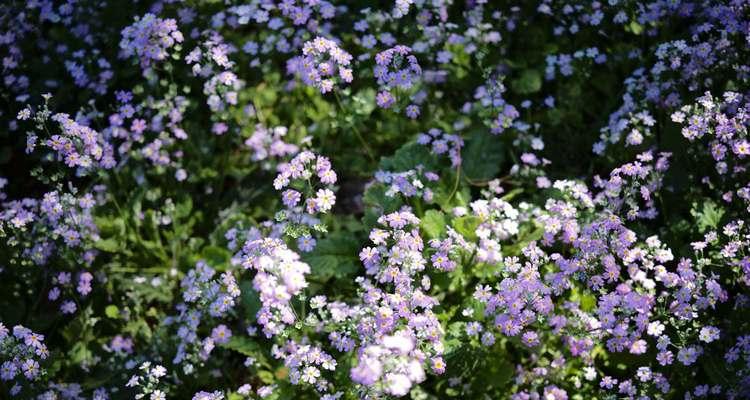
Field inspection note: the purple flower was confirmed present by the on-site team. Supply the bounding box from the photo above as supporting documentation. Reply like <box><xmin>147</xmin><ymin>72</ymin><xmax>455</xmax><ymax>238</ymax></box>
<box><xmin>21</xmin><ymin>359</ymin><xmax>39</xmax><ymax>379</ymax></box>
<box><xmin>210</xmin><ymin>324</ymin><xmax>232</xmax><ymax>344</ymax></box>
<box><xmin>376</xmin><ymin>91</ymin><xmax>395</xmax><ymax>108</ymax></box>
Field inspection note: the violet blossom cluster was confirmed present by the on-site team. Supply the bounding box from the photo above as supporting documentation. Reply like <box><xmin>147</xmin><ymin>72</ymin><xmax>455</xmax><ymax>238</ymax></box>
<box><xmin>351</xmin><ymin>209</ymin><xmax>445</xmax><ymax>396</ymax></box>
<box><xmin>0</xmin><ymin>323</ymin><xmax>48</xmax><ymax>397</ymax></box>
<box><xmin>273</xmin><ymin>151</ymin><xmax>337</xmax><ymax>244</ymax></box>
<box><xmin>104</xmin><ymin>89</ymin><xmax>190</xmax><ymax>173</ymax></box>
<box><xmin>239</xmin><ymin>237</ymin><xmax>311</xmax><ymax>338</ymax></box>
<box><xmin>672</xmin><ymin>91</ymin><xmax>750</xmax><ymax>211</ymax></box>
<box><xmin>244</xmin><ymin>124</ymin><xmax>299</xmax><ymax>169</ymax></box>
<box><xmin>593</xmin><ymin>150</ymin><xmax>671</xmax><ymax>220</ymax></box>
<box><xmin>373</xmin><ymin>45</ymin><xmax>421</xmax><ymax>110</ymax></box>
<box><xmin>272</xmin><ymin>340</ymin><xmax>339</xmax><ymax>395</ymax></box>
<box><xmin>374</xmin><ymin>168</ymin><xmax>439</xmax><ymax>202</ymax></box>
<box><xmin>0</xmin><ymin>189</ymin><xmax>100</xmax><ymax>267</ymax></box>
<box><xmin>119</xmin><ymin>13</ymin><xmax>183</xmax><ymax>69</ymax></box>
<box><xmin>21</xmin><ymin>101</ymin><xmax>116</xmax><ymax>174</ymax></box>
<box><xmin>166</xmin><ymin>261</ymin><xmax>240</xmax><ymax>373</ymax></box>
<box><xmin>416</xmin><ymin>128</ymin><xmax>464</xmax><ymax>168</ymax></box>
<box><xmin>289</xmin><ymin>37</ymin><xmax>353</xmax><ymax>93</ymax></box>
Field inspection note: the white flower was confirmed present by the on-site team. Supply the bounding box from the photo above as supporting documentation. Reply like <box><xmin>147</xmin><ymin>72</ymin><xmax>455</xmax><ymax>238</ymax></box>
<box><xmin>151</xmin><ymin>390</ymin><xmax>166</xmax><ymax>400</ymax></box>
<box><xmin>150</xmin><ymin>365</ymin><xmax>167</xmax><ymax>378</ymax></box>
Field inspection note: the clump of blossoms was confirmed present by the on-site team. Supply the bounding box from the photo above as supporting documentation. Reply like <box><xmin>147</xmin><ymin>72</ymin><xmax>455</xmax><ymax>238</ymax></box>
<box><xmin>48</xmin><ymin>270</ymin><xmax>96</xmax><ymax>315</ymax></box>
<box><xmin>441</xmin><ymin>173</ymin><xmax>735</xmax><ymax>398</ymax></box>
<box><xmin>374</xmin><ymin>168</ymin><xmax>439</xmax><ymax>202</ymax></box>
<box><xmin>120</xmin><ymin>13</ymin><xmax>183</xmax><ymax>69</ymax></box>
<box><xmin>491</xmin><ymin>104</ymin><xmax>521</xmax><ymax>135</ymax></box>
<box><xmin>593</xmin><ymin>150</ymin><xmax>671</xmax><ymax>220</ymax></box>
<box><xmin>273</xmin><ymin>151</ymin><xmax>337</xmax><ymax>242</ymax></box>
<box><xmin>416</xmin><ymin>128</ymin><xmax>463</xmax><ymax>167</ymax></box>
<box><xmin>244</xmin><ymin>124</ymin><xmax>299</xmax><ymax>170</ymax></box>
<box><xmin>471</xmin><ymin>241</ymin><xmax>554</xmax><ymax>344</ymax></box>
<box><xmin>672</xmin><ymin>91</ymin><xmax>750</xmax><ymax>211</ymax></box>
<box><xmin>721</xmin><ymin>331</ymin><xmax>750</xmax><ymax>397</ymax></box>
<box><xmin>691</xmin><ymin>219</ymin><xmax>750</xmax><ymax>287</ymax></box>
<box><xmin>125</xmin><ymin>362</ymin><xmax>169</xmax><ymax>399</ymax></box>
<box><xmin>351</xmin><ymin>332</ymin><xmax>427</xmax><ymax>397</ymax></box>
<box><xmin>0</xmin><ymin>189</ymin><xmax>100</xmax><ymax>266</ymax></box>
<box><xmin>239</xmin><ymin>237</ymin><xmax>311</xmax><ymax>337</ymax></box>
<box><xmin>0</xmin><ymin>323</ymin><xmax>48</xmax><ymax>397</ymax></box>
<box><xmin>166</xmin><ymin>261</ymin><xmax>240</xmax><ymax>373</ymax></box>
<box><xmin>289</xmin><ymin>37</ymin><xmax>353</xmax><ymax>93</ymax></box>
<box><xmin>373</xmin><ymin>45</ymin><xmax>421</xmax><ymax>110</ymax></box>
<box><xmin>20</xmin><ymin>99</ymin><xmax>115</xmax><ymax>174</ymax></box>
<box><xmin>103</xmin><ymin>88</ymin><xmax>190</xmax><ymax>172</ymax></box>
<box><xmin>351</xmin><ymin>209</ymin><xmax>445</xmax><ymax>396</ymax></box>
<box><xmin>470</xmin><ymin>80</ymin><xmax>521</xmax><ymax>135</ymax></box>
<box><xmin>192</xmin><ymin>390</ymin><xmax>224</xmax><ymax>400</ymax></box>
<box><xmin>467</xmin><ymin>196</ymin><xmax>524</xmax><ymax>265</ymax></box>
<box><xmin>185</xmin><ymin>31</ymin><xmax>245</xmax><ymax>122</ymax></box>
<box><xmin>272</xmin><ymin>340</ymin><xmax>339</xmax><ymax>396</ymax></box>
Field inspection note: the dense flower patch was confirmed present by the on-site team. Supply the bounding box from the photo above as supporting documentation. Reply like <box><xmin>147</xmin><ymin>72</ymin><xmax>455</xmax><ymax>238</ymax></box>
<box><xmin>1</xmin><ymin>1</ymin><xmax>749</xmax><ymax>399</ymax></box>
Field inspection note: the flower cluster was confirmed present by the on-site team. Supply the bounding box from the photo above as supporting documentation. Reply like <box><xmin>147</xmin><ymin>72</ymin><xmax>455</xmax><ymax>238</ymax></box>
<box><xmin>167</xmin><ymin>261</ymin><xmax>240</xmax><ymax>373</ymax></box>
<box><xmin>593</xmin><ymin>151</ymin><xmax>671</xmax><ymax>220</ymax></box>
<box><xmin>1</xmin><ymin>189</ymin><xmax>100</xmax><ymax>267</ymax></box>
<box><xmin>0</xmin><ymin>324</ymin><xmax>48</xmax><ymax>396</ymax></box>
<box><xmin>273</xmin><ymin>340</ymin><xmax>338</xmax><ymax>394</ymax></box>
<box><xmin>239</xmin><ymin>237</ymin><xmax>311</xmax><ymax>337</ymax></box>
<box><xmin>416</xmin><ymin>128</ymin><xmax>463</xmax><ymax>167</ymax></box>
<box><xmin>21</xmin><ymin>100</ymin><xmax>116</xmax><ymax>174</ymax></box>
<box><xmin>244</xmin><ymin>124</ymin><xmax>299</xmax><ymax>169</ymax></box>
<box><xmin>374</xmin><ymin>168</ymin><xmax>439</xmax><ymax>202</ymax></box>
<box><xmin>273</xmin><ymin>151</ymin><xmax>337</xmax><ymax>241</ymax></box>
<box><xmin>350</xmin><ymin>210</ymin><xmax>445</xmax><ymax>396</ymax></box>
<box><xmin>351</xmin><ymin>332</ymin><xmax>428</xmax><ymax>397</ymax></box>
<box><xmin>125</xmin><ymin>362</ymin><xmax>169</xmax><ymax>400</ymax></box>
<box><xmin>289</xmin><ymin>37</ymin><xmax>353</xmax><ymax>93</ymax></box>
<box><xmin>672</xmin><ymin>91</ymin><xmax>750</xmax><ymax>211</ymax></box>
<box><xmin>120</xmin><ymin>14</ymin><xmax>183</xmax><ymax>69</ymax></box>
<box><xmin>373</xmin><ymin>45</ymin><xmax>421</xmax><ymax>110</ymax></box>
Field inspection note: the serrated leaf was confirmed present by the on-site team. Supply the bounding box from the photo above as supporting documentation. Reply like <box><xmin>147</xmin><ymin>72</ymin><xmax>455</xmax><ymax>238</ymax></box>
<box><xmin>302</xmin><ymin>233</ymin><xmax>360</xmax><ymax>281</ymax></box>
<box><xmin>690</xmin><ymin>200</ymin><xmax>725</xmax><ymax>232</ymax></box>
<box><xmin>379</xmin><ymin>142</ymin><xmax>436</xmax><ymax>172</ymax></box>
<box><xmin>421</xmin><ymin>210</ymin><xmax>447</xmax><ymax>239</ymax></box>
<box><xmin>452</xmin><ymin>216</ymin><xmax>481</xmax><ymax>241</ymax></box>
<box><xmin>462</xmin><ymin>131</ymin><xmax>504</xmax><ymax>182</ymax></box>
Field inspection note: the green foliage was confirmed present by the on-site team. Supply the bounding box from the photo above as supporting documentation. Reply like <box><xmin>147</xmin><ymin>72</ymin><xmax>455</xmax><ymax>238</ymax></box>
<box><xmin>303</xmin><ymin>232</ymin><xmax>361</xmax><ymax>282</ymax></box>
<box><xmin>461</xmin><ymin>131</ymin><xmax>505</xmax><ymax>182</ymax></box>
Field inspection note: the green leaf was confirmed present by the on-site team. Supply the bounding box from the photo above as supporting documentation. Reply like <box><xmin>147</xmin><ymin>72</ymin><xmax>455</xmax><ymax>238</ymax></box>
<box><xmin>220</xmin><ymin>335</ymin><xmax>262</xmax><ymax>357</ymax></box>
<box><xmin>690</xmin><ymin>200</ymin><xmax>725</xmax><ymax>232</ymax></box>
<box><xmin>362</xmin><ymin>183</ymin><xmax>403</xmax><ymax>227</ymax></box>
<box><xmin>104</xmin><ymin>305</ymin><xmax>119</xmax><ymax>319</ymax></box>
<box><xmin>379</xmin><ymin>142</ymin><xmax>436</xmax><ymax>172</ymax></box>
<box><xmin>452</xmin><ymin>216</ymin><xmax>481</xmax><ymax>241</ymax></box>
<box><xmin>462</xmin><ymin>131</ymin><xmax>504</xmax><ymax>182</ymax></box>
<box><xmin>302</xmin><ymin>233</ymin><xmax>360</xmax><ymax>281</ymax></box>
<box><xmin>421</xmin><ymin>210</ymin><xmax>447</xmax><ymax>239</ymax></box>
<box><xmin>240</xmin><ymin>280</ymin><xmax>262</xmax><ymax>321</ymax></box>
<box><xmin>94</xmin><ymin>238</ymin><xmax>120</xmax><ymax>253</ymax></box>
<box><xmin>202</xmin><ymin>245</ymin><xmax>231</xmax><ymax>270</ymax></box>
<box><xmin>511</xmin><ymin>69</ymin><xmax>542</xmax><ymax>94</ymax></box>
